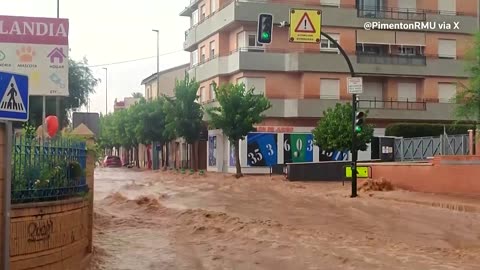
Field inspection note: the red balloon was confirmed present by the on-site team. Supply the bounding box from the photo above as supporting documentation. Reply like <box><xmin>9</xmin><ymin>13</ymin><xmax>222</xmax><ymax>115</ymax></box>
<box><xmin>45</xmin><ymin>115</ymin><xmax>59</xmax><ymax>137</ymax></box>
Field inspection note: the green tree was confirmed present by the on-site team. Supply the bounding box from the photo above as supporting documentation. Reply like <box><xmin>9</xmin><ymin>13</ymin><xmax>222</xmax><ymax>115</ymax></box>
<box><xmin>28</xmin><ymin>57</ymin><xmax>99</xmax><ymax>129</ymax></box>
<box><xmin>312</xmin><ymin>103</ymin><xmax>374</xmax><ymax>152</ymax></box>
<box><xmin>454</xmin><ymin>32</ymin><xmax>480</xmax><ymax>131</ymax></box>
<box><xmin>165</xmin><ymin>74</ymin><xmax>203</xmax><ymax>170</ymax></box>
<box><xmin>206</xmin><ymin>83</ymin><xmax>272</xmax><ymax>178</ymax></box>
<box><xmin>132</xmin><ymin>92</ymin><xmax>143</xmax><ymax>98</ymax></box>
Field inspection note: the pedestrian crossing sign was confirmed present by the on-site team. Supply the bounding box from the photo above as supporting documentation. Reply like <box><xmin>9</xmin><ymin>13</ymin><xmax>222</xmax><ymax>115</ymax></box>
<box><xmin>0</xmin><ymin>72</ymin><xmax>29</xmax><ymax>122</ymax></box>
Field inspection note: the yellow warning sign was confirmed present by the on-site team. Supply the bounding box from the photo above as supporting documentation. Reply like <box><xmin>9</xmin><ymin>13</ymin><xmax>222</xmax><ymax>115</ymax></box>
<box><xmin>289</xmin><ymin>8</ymin><xmax>322</xmax><ymax>43</ymax></box>
<box><xmin>345</xmin><ymin>166</ymin><xmax>370</xmax><ymax>178</ymax></box>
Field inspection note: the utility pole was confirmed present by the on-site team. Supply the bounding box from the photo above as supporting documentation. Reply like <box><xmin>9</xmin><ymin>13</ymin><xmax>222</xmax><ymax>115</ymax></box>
<box><xmin>152</xmin><ymin>29</ymin><xmax>160</xmax><ymax>97</ymax></box>
<box><xmin>103</xmin><ymin>67</ymin><xmax>108</xmax><ymax>115</ymax></box>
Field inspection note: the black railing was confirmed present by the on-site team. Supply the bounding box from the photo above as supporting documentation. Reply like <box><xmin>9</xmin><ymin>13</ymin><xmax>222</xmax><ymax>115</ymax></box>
<box><xmin>356</xmin><ymin>52</ymin><xmax>427</xmax><ymax>66</ymax></box>
<box><xmin>357</xmin><ymin>6</ymin><xmax>426</xmax><ymax>20</ymax></box>
<box><xmin>357</xmin><ymin>98</ymin><xmax>427</xmax><ymax>111</ymax></box>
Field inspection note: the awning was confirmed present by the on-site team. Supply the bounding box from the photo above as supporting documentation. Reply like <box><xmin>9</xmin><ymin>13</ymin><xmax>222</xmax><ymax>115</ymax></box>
<box><xmin>356</xmin><ymin>30</ymin><xmax>395</xmax><ymax>44</ymax></box>
<box><xmin>395</xmin><ymin>32</ymin><xmax>426</xmax><ymax>46</ymax></box>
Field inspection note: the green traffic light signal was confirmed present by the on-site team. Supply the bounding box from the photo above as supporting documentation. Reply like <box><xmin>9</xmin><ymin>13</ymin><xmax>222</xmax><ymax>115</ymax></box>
<box><xmin>355</xmin><ymin>125</ymin><xmax>362</xmax><ymax>133</ymax></box>
<box><xmin>262</xmin><ymin>32</ymin><xmax>270</xmax><ymax>40</ymax></box>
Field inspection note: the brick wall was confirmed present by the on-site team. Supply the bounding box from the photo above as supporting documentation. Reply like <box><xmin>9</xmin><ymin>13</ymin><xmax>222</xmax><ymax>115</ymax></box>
<box><xmin>361</xmin><ymin>155</ymin><xmax>480</xmax><ymax>196</ymax></box>
<box><xmin>0</xmin><ymin>126</ymin><xmax>94</xmax><ymax>270</ymax></box>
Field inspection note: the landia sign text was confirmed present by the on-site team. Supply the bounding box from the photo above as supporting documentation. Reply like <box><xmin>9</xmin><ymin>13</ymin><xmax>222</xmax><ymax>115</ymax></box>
<box><xmin>0</xmin><ymin>15</ymin><xmax>69</xmax><ymax>96</ymax></box>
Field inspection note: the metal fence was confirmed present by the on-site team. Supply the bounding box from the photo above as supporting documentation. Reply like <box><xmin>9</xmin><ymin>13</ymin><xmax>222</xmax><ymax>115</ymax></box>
<box><xmin>11</xmin><ymin>135</ymin><xmax>89</xmax><ymax>204</ymax></box>
<box><xmin>394</xmin><ymin>134</ymin><xmax>469</xmax><ymax>161</ymax></box>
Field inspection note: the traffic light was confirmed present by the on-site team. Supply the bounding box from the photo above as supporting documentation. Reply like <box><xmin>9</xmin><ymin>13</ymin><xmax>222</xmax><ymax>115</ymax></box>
<box><xmin>354</xmin><ymin>111</ymin><xmax>365</xmax><ymax>133</ymax></box>
<box><xmin>257</xmin><ymin>13</ymin><xmax>273</xmax><ymax>44</ymax></box>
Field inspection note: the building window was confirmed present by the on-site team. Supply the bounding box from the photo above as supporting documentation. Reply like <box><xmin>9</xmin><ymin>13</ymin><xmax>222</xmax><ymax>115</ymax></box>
<box><xmin>209</xmin><ymin>83</ymin><xmax>216</xmax><ymax>100</ymax></box>
<box><xmin>200</xmin><ymin>46</ymin><xmax>206</xmax><ymax>63</ymax></box>
<box><xmin>438</xmin><ymin>83</ymin><xmax>457</xmax><ymax>103</ymax></box>
<box><xmin>438</xmin><ymin>0</ymin><xmax>456</xmax><ymax>15</ymax></box>
<box><xmin>200</xmin><ymin>5</ymin><xmax>206</xmax><ymax>20</ymax></box>
<box><xmin>192</xmin><ymin>49</ymin><xmax>198</xmax><ymax>65</ymax></box>
<box><xmin>397</xmin><ymin>82</ymin><xmax>417</xmax><ymax>101</ymax></box>
<box><xmin>438</xmin><ymin>39</ymin><xmax>456</xmax><ymax>59</ymax></box>
<box><xmin>397</xmin><ymin>46</ymin><xmax>417</xmax><ymax>56</ymax></box>
<box><xmin>320</xmin><ymin>79</ymin><xmax>340</xmax><ymax>99</ymax></box>
<box><xmin>236</xmin><ymin>32</ymin><xmax>245</xmax><ymax>50</ymax></box>
<box><xmin>358</xmin><ymin>0</ymin><xmax>385</xmax><ymax>17</ymax></box>
<box><xmin>320</xmin><ymin>33</ymin><xmax>339</xmax><ymax>52</ymax></box>
<box><xmin>210</xmin><ymin>0</ymin><xmax>216</xmax><ymax>13</ymax></box>
<box><xmin>191</xmin><ymin>9</ymin><xmax>199</xmax><ymax>26</ymax></box>
<box><xmin>320</xmin><ymin>0</ymin><xmax>340</xmax><ymax>7</ymax></box>
<box><xmin>209</xmin><ymin>41</ymin><xmax>215</xmax><ymax>59</ymax></box>
<box><xmin>248</xmin><ymin>33</ymin><xmax>263</xmax><ymax>47</ymax></box>
<box><xmin>237</xmin><ymin>77</ymin><xmax>266</xmax><ymax>95</ymax></box>
<box><xmin>200</xmin><ymin>86</ymin><xmax>206</xmax><ymax>102</ymax></box>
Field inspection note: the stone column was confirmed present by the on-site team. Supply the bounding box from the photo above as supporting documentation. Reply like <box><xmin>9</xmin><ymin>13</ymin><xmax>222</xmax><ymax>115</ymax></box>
<box><xmin>71</xmin><ymin>124</ymin><xmax>95</xmax><ymax>253</ymax></box>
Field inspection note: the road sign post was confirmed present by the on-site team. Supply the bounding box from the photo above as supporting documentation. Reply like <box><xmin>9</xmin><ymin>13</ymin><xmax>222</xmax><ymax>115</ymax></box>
<box><xmin>0</xmin><ymin>71</ymin><xmax>28</xmax><ymax>269</ymax></box>
<box><xmin>289</xmin><ymin>8</ymin><xmax>322</xmax><ymax>43</ymax></box>
<box><xmin>0</xmin><ymin>72</ymin><xmax>29</xmax><ymax>122</ymax></box>
<box><xmin>284</xmin><ymin>9</ymin><xmax>359</xmax><ymax>197</ymax></box>
<box><xmin>348</xmin><ymin>77</ymin><xmax>363</xmax><ymax>94</ymax></box>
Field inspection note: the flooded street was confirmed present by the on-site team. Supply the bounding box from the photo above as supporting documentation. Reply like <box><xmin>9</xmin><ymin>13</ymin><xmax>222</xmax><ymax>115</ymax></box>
<box><xmin>90</xmin><ymin>168</ymin><xmax>480</xmax><ymax>270</ymax></box>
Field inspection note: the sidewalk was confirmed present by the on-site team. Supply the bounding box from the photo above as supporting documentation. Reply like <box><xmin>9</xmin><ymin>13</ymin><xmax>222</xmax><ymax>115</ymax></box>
<box><xmin>366</xmin><ymin>189</ymin><xmax>480</xmax><ymax>213</ymax></box>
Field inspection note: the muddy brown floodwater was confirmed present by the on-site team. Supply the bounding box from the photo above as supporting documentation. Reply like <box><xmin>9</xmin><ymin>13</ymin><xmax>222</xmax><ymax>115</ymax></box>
<box><xmin>89</xmin><ymin>168</ymin><xmax>480</xmax><ymax>270</ymax></box>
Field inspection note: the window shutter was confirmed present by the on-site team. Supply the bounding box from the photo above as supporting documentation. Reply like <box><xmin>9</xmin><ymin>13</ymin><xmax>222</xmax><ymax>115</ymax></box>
<box><xmin>320</xmin><ymin>79</ymin><xmax>340</xmax><ymax>99</ymax></box>
<box><xmin>438</xmin><ymin>39</ymin><xmax>456</xmax><ymax>59</ymax></box>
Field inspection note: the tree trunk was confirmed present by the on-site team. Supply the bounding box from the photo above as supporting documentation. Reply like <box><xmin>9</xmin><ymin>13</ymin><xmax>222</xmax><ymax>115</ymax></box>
<box><xmin>136</xmin><ymin>146</ymin><xmax>140</xmax><ymax>168</ymax></box>
<box><xmin>234</xmin><ymin>140</ymin><xmax>242</xmax><ymax>178</ymax></box>
<box><xmin>193</xmin><ymin>141</ymin><xmax>199</xmax><ymax>171</ymax></box>
<box><xmin>186</xmin><ymin>143</ymin><xmax>189</xmax><ymax>169</ymax></box>
<box><xmin>165</xmin><ymin>142</ymin><xmax>169</xmax><ymax>169</ymax></box>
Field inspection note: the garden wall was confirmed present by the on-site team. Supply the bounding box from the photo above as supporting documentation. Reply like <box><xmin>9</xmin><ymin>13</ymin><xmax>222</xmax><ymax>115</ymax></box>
<box><xmin>360</xmin><ymin>155</ymin><xmax>480</xmax><ymax>196</ymax></box>
<box><xmin>0</xmin><ymin>124</ymin><xmax>95</xmax><ymax>269</ymax></box>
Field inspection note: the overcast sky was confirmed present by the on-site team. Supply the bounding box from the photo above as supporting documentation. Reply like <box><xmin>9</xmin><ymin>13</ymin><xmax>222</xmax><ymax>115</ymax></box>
<box><xmin>3</xmin><ymin>0</ymin><xmax>191</xmax><ymax>114</ymax></box>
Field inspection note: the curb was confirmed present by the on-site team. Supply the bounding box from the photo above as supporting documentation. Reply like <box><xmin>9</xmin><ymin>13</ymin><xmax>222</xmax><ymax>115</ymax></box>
<box><xmin>372</xmin><ymin>196</ymin><xmax>480</xmax><ymax>214</ymax></box>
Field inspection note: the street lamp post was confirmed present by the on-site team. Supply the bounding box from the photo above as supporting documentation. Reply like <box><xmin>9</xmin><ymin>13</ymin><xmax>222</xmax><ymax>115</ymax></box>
<box><xmin>152</xmin><ymin>29</ymin><xmax>160</xmax><ymax>97</ymax></box>
<box><xmin>152</xmin><ymin>29</ymin><xmax>161</xmax><ymax>170</ymax></box>
<box><xmin>103</xmin><ymin>67</ymin><xmax>108</xmax><ymax>115</ymax></box>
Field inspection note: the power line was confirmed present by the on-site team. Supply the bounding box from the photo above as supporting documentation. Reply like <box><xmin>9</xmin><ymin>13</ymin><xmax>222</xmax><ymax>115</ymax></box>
<box><xmin>87</xmin><ymin>50</ymin><xmax>185</xmax><ymax>68</ymax></box>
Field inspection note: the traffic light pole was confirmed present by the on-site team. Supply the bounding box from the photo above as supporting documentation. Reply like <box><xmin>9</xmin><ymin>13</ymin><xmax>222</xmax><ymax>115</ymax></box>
<box><xmin>320</xmin><ymin>32</ymin><xmax>358</xmax><ymax>197</ymax></box>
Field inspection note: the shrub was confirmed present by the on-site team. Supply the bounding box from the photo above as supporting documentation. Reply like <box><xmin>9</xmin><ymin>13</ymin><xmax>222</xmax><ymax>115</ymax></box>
<box><xmin>385</xmin><ymin>123</ymin><xmax>475</xmax><ymax>138</ymax></box>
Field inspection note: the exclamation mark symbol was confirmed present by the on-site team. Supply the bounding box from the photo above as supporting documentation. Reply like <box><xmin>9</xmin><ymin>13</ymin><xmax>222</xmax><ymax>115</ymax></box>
<box><xmin>304</xmin><ymin>19</ymin><xmax>307</xmax><ymax>30</ymax></box>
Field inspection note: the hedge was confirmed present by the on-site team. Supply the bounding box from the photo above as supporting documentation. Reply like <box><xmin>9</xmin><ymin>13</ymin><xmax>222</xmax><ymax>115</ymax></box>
<box><xmin>385</xmin><ymin>123</ymin><xmax>475</xmax><ymax>138</ymax></box>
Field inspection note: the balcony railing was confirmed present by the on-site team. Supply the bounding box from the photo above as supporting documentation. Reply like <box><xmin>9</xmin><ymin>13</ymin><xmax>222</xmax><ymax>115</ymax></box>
<box><xmin>356</xmin><ymin>52</ymin><xmax>427</xmax><ymax>66</ymax></box>
<box><xmin>358</xmin><ymin>6</ymin><xmax>426</xmax><ymax>20</ymax></box>
<box><xmin>357</xmin><ymin>98</ymin><xmax>427</xmax><ymax>111</ymax></box>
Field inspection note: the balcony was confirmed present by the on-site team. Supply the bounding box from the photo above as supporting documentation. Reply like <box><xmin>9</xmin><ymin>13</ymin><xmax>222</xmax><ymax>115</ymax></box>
<box><xmin>357</xmin><ymin>98</ymin><xmax>428</xmax><ymax>110</ymax></box>
<box><xmin>265</xmin><ymin>99</ymin><xmax>456</xmax><ymax>121</ymax></box>
<box><xmin>357</xmin><ymin>6</ymin><xmax>426</xmax><ymax>20</ymax></box>
<box><xmin>180</xmin><ymin>0</ymin><xmax>202</xmax><ymax>16</ymax></box>
<box><xmin>188</xmin><ymin>48</ymin><xmax>467</xmax><ymax>82</ymax></box>
<box><xmin>356</xmin><ymin>52</ymin><xmax>427</xmax><ymax>66</ymax></box>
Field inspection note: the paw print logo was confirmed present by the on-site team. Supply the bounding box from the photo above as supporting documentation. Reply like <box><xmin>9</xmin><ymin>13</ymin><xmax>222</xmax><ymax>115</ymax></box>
<box><xmin>16</xmin><ymin>46</ymin><xmax>36</xmax><ymax>62</ymax></box>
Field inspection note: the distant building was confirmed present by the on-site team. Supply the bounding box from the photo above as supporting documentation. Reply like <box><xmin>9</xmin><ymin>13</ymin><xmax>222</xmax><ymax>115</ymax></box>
<box><xmin>141</xmin><ymin>63</ymin><xmax>189</xmax><ymax>100</ymax></box>
<box><xmin>113</xmin><ymin>97</ymin><xmax>140</xmax><ymax>112</ymax></box>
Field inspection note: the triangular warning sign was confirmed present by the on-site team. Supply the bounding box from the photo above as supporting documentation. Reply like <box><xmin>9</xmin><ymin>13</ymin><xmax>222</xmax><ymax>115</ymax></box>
<box><xmin>295</xmin><ymin>13</ymin><xmax>316</xmax><ymax>33</ymax></box>
<box><xmin>0</xmin><ymin>76</ymin><xmax>26</xmax><ymax>113</ymax></box>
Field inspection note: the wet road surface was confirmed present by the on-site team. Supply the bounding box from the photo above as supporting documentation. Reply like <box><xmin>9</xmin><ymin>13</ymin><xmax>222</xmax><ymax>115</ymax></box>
<box><xmin>90</xmin><ymin>168</ymin><xmax>480</xmax><ymax>270</ymax></box>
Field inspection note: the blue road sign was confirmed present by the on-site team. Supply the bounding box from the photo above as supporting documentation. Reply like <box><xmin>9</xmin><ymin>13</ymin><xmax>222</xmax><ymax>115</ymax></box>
<box><xmin>0</xmin><ymin>72</ymin><xmax>29</xmax><ymax>122</ymax></box>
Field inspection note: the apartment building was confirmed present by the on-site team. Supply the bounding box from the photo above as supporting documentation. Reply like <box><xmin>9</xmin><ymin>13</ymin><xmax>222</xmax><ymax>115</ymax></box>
<box><xmin>113</xmin><ymin>97</ymin><xmax>140</xmax><ymax>112</ymax></box>
<box><xmin>141</xmin><ymin>63</ymin><xmax>208</xmax><ymax>170</ymax></box>
<box><xmin>180</xmin><ymin>0</ymin><xmax>478</xmax><ymax>172</ymax></box>
<box><xmin>141</xmin><ymin>63</ymin><xmax>189</xmax><ymax>100</ymax></box>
